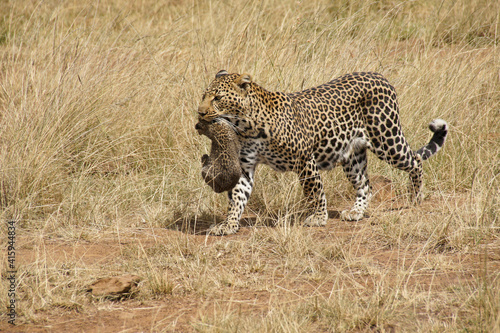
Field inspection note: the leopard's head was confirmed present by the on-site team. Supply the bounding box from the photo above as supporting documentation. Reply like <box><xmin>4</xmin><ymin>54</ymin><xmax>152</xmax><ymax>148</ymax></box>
<box><xmin>198</xmin><ymin>70</ymin><xmax>253</xmax><ymax>125</ymax></box>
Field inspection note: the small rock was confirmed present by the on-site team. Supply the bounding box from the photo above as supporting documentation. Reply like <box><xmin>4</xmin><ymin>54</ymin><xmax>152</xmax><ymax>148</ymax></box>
<box><xmin>87</xmin><ymin>275</ymin><xmax>141</xmax><ymax>297</ymax></box>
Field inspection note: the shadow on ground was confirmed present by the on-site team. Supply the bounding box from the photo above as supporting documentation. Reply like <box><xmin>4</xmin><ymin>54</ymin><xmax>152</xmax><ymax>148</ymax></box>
<box><xmin>168</xmin><ymin>210</ymin><xmax>343</xmax><ymax>235</ymax></box>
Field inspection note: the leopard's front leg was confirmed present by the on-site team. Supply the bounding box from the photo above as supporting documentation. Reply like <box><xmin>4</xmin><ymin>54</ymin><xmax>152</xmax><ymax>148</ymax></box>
<box><xmin>298</xmin><ymin>157</ymin><xmax>328</xmax><ymax>227</ymax></box>
<box><xmin>208</xmin><ymin>162</ymin><xmax>255</xmax><ymax>236</ymax></box>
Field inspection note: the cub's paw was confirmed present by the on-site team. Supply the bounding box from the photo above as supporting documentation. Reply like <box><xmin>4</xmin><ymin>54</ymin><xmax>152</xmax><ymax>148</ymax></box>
<box><xmin>208</xmin><ymin>222</ymin><xmax>240</xmax><ymax>236</ymax></box>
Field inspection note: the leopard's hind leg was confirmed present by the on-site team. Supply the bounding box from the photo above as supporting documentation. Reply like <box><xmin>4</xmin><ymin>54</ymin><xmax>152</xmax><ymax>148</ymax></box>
<box><xmin>299</xmin><ymin>156</ymin><xmax>328</xmax><ymax>227</ymax></box>
<box><xmin>340</xmin><ymin>139</ymin><xmax>372</xmax><ymax>221</ymax></box>
<box><xmin>369</xmin><ymin>130</ymin><xmax>425</xmax><ymax>202</ymax></box>
<box><xmin>368</xmin><ymin>119</ymin><xmax>448</xmax><ymax>202</ymax></box>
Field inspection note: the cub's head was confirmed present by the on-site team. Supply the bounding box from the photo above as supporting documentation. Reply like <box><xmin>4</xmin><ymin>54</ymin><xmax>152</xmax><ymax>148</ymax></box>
<box><xmin>198</xmin><ymin>70</ymin><xmax>253</xmax><ymax>122</ymax></box>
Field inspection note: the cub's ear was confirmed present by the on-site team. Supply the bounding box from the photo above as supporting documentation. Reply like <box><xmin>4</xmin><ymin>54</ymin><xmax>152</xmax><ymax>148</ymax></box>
<box><xmin>235</xmin><ymin>73</ymin><xmax>252</xmax><ymax>89</ymax></box>
<box><xmin>216</xmin><ymin>70</ymin><xmax>228</xmax><ymax>78</ymax></box>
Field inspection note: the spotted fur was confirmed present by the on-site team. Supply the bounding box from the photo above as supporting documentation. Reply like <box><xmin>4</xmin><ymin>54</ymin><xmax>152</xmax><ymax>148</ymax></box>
<box><xmin>195</xmin><ymin>119</ymin><xmax>242</xmax><ymax>193</ymax></box>
<box><xmin>198</xmin><ymin>70</ymin><xmax>448</xmax><ymax>235</ymax></box>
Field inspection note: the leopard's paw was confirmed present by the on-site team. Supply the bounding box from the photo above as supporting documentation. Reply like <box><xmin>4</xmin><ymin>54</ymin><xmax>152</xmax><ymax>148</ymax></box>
<box><xmin>208</xmin><ymin>222</ymin><xmax>240</xmax><ymax>236</ymax></box>
<box><xmin>303</xmin><ymin>212</ymin><xmax>327</xmax><ymax>227</ymax></box>
<box><xmin>340</xmin><ymin>209</ymin><xmax>364</xmax><ymax>222</ymax></box>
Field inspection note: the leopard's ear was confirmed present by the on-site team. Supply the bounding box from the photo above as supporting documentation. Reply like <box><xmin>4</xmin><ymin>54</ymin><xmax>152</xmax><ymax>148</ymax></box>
<box><xmin>216</xmin><ymin>70</ymin><xmax>228</xmax><ymax>78</ymax></box>
<box><xmin>235</xmin><ymin>73</ymin><xmax>252</xmax><ymax>89</ymax></box>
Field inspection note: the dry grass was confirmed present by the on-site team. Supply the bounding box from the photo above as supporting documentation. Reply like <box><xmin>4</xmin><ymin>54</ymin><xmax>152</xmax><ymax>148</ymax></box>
<box><xmin>0</xmin><ymin>0</ymin><xmax>499</xmax><ymax>331</ymax></box>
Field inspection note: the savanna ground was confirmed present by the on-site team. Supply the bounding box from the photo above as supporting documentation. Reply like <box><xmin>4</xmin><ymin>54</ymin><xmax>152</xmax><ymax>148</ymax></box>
<box><xmin>0</xmin><ymin>0</ymin><xmax>499</xmax><ymax>331</ymax></box>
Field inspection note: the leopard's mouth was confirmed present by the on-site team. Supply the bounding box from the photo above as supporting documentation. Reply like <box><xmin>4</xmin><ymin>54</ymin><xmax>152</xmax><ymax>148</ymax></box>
<box><xmin>195</xmin><ymin>117</ymin><xmax>226</xmax><ymax>136</ymax></box>
<box><xmin>195</xmin><ymin>114</ymin><xmax>241</xmax><ymax>137</ymax></box>
<box><xmin>198</xmin><ymin>115</ymin><xmax>231</xmax><ymax>124</ymax></box>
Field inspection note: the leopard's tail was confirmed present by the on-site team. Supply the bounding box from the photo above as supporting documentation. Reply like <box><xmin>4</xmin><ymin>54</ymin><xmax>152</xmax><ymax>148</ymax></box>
<box><xmin>415</xmin><ymin>119</ymin><xmax>448</xmax><ymax>161</ymax></box>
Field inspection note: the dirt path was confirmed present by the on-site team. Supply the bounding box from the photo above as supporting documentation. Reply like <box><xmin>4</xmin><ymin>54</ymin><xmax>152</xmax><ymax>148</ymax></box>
<box><xmin>2</xmin><ymin>195</ymin><xmax>499</xmax><ymax>332</ymax></box>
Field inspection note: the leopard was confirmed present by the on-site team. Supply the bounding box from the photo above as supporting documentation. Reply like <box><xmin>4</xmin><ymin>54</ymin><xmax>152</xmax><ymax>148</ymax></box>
<box><xmin>197</xmin><ymin>70</ymin><xmax>448</xmax><ymax>236</ymax></box>
<box><xmin>195</xmin><ymin>119</ymin><xmax>242</xmax><ymax>193</ymax></box>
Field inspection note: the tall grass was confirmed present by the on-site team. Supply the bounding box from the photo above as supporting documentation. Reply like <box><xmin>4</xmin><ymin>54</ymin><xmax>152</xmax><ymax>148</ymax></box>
<box><xmin>0</xmin><ymin>0</ymin><xmax>498</xmax><ymax>227</ymax></box>
<box><xmin>0</xmin><ymin>0</ymin><xmax>498</xmax><ymax>330</ymax></box>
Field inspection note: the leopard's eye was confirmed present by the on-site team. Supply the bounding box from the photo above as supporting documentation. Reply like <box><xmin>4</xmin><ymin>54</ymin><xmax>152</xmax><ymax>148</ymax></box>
<box><xmin>214</xmin><ymin>95</ymin><xmax>222</xmax><ymax>101</ymax></box>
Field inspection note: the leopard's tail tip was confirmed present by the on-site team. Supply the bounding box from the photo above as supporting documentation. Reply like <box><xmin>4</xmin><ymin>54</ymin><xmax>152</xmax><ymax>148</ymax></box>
<box><xmin>416</xmin><ymin>119</ymin><xmax>448</xmax><ymax>161</ymax></box>
<box><xmin>429</xmin><ymin>119</ymin><xmax>448</xmax><ymax>133</ymax></box>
